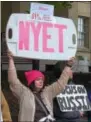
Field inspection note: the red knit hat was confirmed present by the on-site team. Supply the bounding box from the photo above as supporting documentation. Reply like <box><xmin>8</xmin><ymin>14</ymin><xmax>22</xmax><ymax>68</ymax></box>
<box><xmin>24</xmin><ymin>70</ymin><xmax>45</xmax><ymax>86</ymax></box>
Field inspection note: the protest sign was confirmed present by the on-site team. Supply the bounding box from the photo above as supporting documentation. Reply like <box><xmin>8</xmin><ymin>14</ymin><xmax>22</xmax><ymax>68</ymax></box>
<box><xmin>6</xmin><ymin>13</ymin><xmax>77</xmax><ymax>60</ymax></box>
<box><xmin>30</xmin><ymin>2</ymin><xmax>54</xmax><ymax>21</ymax></box>
<box><xmin>30</xmin><ymin>2</ymin><xmax>54</xmax><ymax>16</ymax></box>
<box><xmin>30</xmin><ymin>3</ymin><xmax>54</xmax><ymax>22</ymax></box>
<box><xmin>57</xmin><ymin>85</ymin><xmax>91</xmax><ymax>112</ymax></box>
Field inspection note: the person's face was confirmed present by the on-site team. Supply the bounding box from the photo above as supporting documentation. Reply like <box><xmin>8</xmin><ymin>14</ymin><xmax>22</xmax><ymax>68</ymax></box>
<box><xmin>34</xmin><ymin>77</ymin><xmax>44</xmax><ymax>91</ymax></box>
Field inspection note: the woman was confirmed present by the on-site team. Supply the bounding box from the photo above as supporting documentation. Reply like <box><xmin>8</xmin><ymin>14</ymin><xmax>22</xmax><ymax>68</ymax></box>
<box><xmin>1</xmin><ymin>91</ymin><xmax>12</xmax><ymax>122</ymax></box>
<box><xmin>8</xmin><ymin>51</ymin><xmax>74</xmax><ymax>122</ymax></box>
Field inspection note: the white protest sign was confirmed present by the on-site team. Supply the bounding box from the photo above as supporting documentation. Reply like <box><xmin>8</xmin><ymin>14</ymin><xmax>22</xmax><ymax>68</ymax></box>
<box><xmin>30</xmin><ymin>2</ymin><xmax>54</xmax><ymax>16</ymax></box>
<box><xmin>6</xmin><ymin>13</ymin><xmax>77</xmax><ymax>60</ymax></box>
<box><xmin>30</xmin><ymin>3</ymin><xmax>54</xmax><ymax>22</ymax></box>
<box><xmin>57</xmin><ymin>85</ymin><xmax>91</xmax><ymax>112</ymax></box>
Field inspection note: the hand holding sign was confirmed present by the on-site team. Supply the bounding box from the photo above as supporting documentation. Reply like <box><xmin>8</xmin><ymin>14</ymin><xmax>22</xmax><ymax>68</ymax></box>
<box><xmin>7</xmin><ymin>50</ymin><xmax>14</xmax><ymax>60</ymax></box>
<box><xmin>65</xmin><ymin>57</ymin><xmax>75</xmax><ymax>79</ymax></box>
<box><xmin>67</xmin><ymin>57</ymin><xmax>76</xmax><ymax>67</ymax></box>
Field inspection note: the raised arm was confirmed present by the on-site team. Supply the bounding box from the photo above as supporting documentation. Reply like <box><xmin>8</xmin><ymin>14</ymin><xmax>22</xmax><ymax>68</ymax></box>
<box><xmin>45</xmin><ymin>57</ymin><xmax>75</xmax><ymax>98</ymax></box>
<box><xmin>8</xmin><ymin>51</ymin><xmax>25</xmax><ymax>98</ymax></box>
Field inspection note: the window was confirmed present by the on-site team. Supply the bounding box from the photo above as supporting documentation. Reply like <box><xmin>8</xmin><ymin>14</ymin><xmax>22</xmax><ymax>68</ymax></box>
<box><xmin>78</xmin><ymin>17</ymin><xmax>89</xmax><ymax>48</ymax></box>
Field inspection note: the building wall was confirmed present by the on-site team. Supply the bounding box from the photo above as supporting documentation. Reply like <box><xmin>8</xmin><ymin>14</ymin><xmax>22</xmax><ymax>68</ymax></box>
<box><xmin>1</xmin><ymin>1</ymin><xmax>20</xmax><ymax>32</ymax></box>
<box><xmin>89</xmin><ymin>3</ymin><xmax>91</xmax><ymax>60</ymax></box>
<box><xmin>11</xmin><ymin>2</ymin><xmax>20</xmax><ymax>13</ymax></box>
<box><xmin>69</xmin><ymin>2</ymin><xmax>91</xmax><ymax>62</ymax></box>
<box><xmin>78</xmin><ymin>2</ymin><xmax>90</xmax><ymax>17</ymax></box>
<box><xmin>1</xmin><ymin>1</ymin><xmax>12</xmax><ymax>32</ymax></box>
<box><xmin>68</xmin><ymin>2</ymin><xmax>78</xmax><ymax>28</ymax></box>
<box><xmin>20</xmin><ymin>2</ymin><xmax>30</xmax><ymax>13</ymax></box>
<box><xmin>78</xmin><ymin>2</ymin><xmax>91</xmax><ymax>61</ymax></box>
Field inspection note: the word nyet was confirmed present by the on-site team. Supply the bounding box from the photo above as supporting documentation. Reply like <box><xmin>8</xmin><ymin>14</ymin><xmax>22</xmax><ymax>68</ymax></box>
<box><xmin>18</xmin><ymin>21</ymin><xmax>67</xmax><ymax>53</ymax></box>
